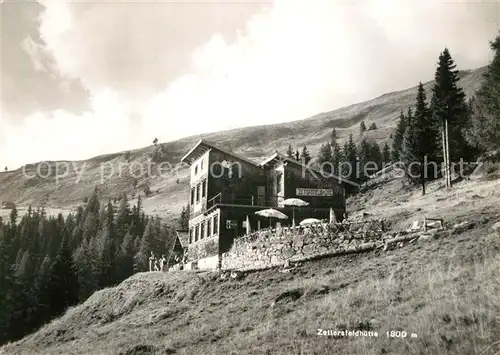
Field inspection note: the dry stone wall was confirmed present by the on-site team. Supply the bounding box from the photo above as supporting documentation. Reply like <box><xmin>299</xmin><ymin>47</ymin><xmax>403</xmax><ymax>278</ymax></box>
<box><xmin>221</xmin><ymin>222</ymin><xmax>385</xmax><ymax>270</ymax></box>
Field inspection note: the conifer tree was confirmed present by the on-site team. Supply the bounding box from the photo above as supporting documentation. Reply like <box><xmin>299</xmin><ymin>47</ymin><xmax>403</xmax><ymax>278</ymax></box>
<box><xmin>45</xmin><ymin>235</ymin><xmax>79</xmax><ymax>318</ymax></box>
<box><xmin>134</xmin><ymin>217</ymin><xmax>156</xmax><ymax>272</ymax></box>
<box><xmin>317</xmin><ymin>143</ymin><xmax>333</xmax><ymax>174</ymax></box>
<box><xmin>360</xmin><ymin>121</ymin><xmax>367</xmax><ymax>135</ymax></box>
<box><xmin>286</xmin><ymin>144</ymin><xmax>294</xmax><ymax>158</ymax></box>
<box><xmin>431</xmin><ymin>48</ymin><xmax>475</xmax><ymax>169</ymax></box>
<box><xmin>466</xmin><ymin>33</ymin><xmax>500</xmax><ymax>153</ymax></box>
<box><xmin>357</xmin><ymin>139</ymin><xmax>371</xmax><ymax>182</ymax></box>
<box><xmin>343</xmin><ymin>134</ymin><xmax>358</xmax><ymax>182</ymax></box>
<box><xmin>300</xmin><ymin>145</ymin><xmax>312</xmax><ymax>164</ymax></box>
<box><xmin>331</xmin><ymin>142</ymin><xmax>342</xmax><ymax>176</ymax></box>
<box><xmin>330</xmin><ymin>128</ymin><xmax>337</xmax><ymax>146</ymax></box>
<box><xmin>391</xmin><ymin>109</ymin><xmax>407</xmax><ymax>162</ymax></box>
<box><xmin>368</xmin><ymin>122</ymin><xmax>378</xmax><ymax>131</ymax></box>
<box><xmin>402</xmin><ymin>83</ymin><xmax>439</xmax><ymax>195</ymax></box>
<box><xmin>369</xmin><ymin>141</ymin><xmax>383</xmax><ymax>172</ymax></box>
<box><xmin>383</xmin><ymin>142</ymin><xmax>391</xmax><ymax>163</ymax></box>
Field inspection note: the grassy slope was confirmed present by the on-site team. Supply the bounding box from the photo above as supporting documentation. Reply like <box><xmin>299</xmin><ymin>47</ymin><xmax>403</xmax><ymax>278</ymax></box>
<box><xmin>0</xmin><ymin>67</ymin><xmax>487</xmax><ymax>224</ymax></box>
<box><xmin>2</xmin><ymin>172</ymin><xmax>500</xmax><ymax>355</ymax></box>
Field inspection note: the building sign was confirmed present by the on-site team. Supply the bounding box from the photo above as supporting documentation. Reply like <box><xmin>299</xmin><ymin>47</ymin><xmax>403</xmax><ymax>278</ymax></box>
<box><xmin>226</xmin><ymin>220</ymin><xmax>238</xmax><ymax>229</ymax></box>
<box><xmin>296</xmin><ymin>188</ymin><xmax>339</xmax><ymax>197</ymax></box>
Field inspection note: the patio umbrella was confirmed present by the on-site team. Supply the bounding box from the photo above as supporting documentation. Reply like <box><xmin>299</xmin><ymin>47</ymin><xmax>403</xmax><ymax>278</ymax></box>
<box><xmin>255</xmin><ymin>208</ymin><xmax>288</xmax><ymax>227</ymax></box>
<box><xmin>283</xmin><ymin>198</ymin><xmax>309</xmax><ymax>227</ymax></box>
<box><xmin>299</xmin><ymin>218</ymin><xmax>322</xmax><ymax>225</ymax></box>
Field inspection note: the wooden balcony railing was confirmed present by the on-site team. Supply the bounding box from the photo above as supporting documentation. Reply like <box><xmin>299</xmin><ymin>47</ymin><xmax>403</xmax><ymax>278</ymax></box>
<box><xmin>206</xmin><ymin>193</ymin><xmax>285</xmax><ymax>209</ymax></box>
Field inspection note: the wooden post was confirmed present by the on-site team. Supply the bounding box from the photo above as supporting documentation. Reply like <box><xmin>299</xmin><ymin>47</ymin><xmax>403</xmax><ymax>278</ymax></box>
<box><xmin>442</xmin><ymin>120</ymin><xmax>449</xmax><ymax>188</ymax></box>
<box><xmin>423</xmin><ymin>217</ymin><xmax>427</xmax><ymax>232</ymax></box>
<box><xmin>445</xmin><ymin>119</ymin><xmax>452</xmax><ymax>188</ymax></box>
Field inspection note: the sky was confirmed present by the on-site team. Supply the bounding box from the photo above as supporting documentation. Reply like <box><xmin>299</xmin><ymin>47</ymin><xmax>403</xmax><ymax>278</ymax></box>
<box><xmin>1</xmin><ymin>0</ymin><xmax>499</xmax><ymax>170</ymax></box>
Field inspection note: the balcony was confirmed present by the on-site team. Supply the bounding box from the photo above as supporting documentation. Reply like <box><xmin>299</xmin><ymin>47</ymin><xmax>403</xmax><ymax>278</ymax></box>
<box><xmin>207</xmin><ymin>193</ymin><xmax>285</xmax><ymax>210</ymax></box>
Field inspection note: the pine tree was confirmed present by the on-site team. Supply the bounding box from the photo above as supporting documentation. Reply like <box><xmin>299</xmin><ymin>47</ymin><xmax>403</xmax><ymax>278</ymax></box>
<box><xmin>383</xmin><ymin>142</ymin><xmax>391</xmax><ymax>163</ymax></box>
<box><xmin>331</xmin><ymin>142</ymin><xmax>342</xmax><ymax>176</ymax></box>
<box><xmin>357</xmin><ymin>139</ymin><xmax>372</xmax><ymax>181</ymax></box>
<box><xmin>134</xmin><ymin>217</ymin><xmax>156</xmax><ymax>272</ymax></box>
<box><xmin>286</xmin><ymin>144</ymin><xmax>294</xmax><ymax>158</ymax></box>
<box><xmin>317</xmin><ymin>143</ymin><xmax>333</xmax><ymax>174</ymax></box>
<box><xmin>369</xmin><ymin>141</ymin><xmax>383</xmax><ymax>172</ymax></box>
<box><xmin>45</xmin><ymin>235</ymin><xmax>79</xmax><ymax>318</ymax></box>
<box><xmin>360</xmin><ymin>121</ymin><xmax>367</xmax><ymax>135</ymax></box>
<box><xmin>431</xmin><ymin>48</ymin><xmax>475</xmax><ymax>169</ymax></box>
<box><xmin>466</xmin><ymin>34</ymin><xmax>500</xmax><ymax>153</ymax></box>
<box><xmin>343</xmin><ymin>134</ymin><xmax>358</xmax><ymax>182</ymax></box>
<box><xmin>391</xmin><ymin>109</ymin><xmax>407</xmax><ymax>162</ymax></box>
<box><xmin>368</xmin><ymin>122</ymin><xmax>378</xmax><ymax>131</ymax></box>
<box><xmin>330</xmin><ymin>128</ymin><xmax>337</xmax><ymax>146</ymax></box>
<box><xmin>300</xmin><ymin>145</ymin><xmax>312</xmax><ymax>164</ymax></box>
<box><xmin>402</xmin><ymin>83</ymin><xmax>439</xmax><ymax>195</ymax></box>
<box><xmin>179</xmin><ymin>205</ymin><xmax>190</xmax><ymax>231</ymax></box>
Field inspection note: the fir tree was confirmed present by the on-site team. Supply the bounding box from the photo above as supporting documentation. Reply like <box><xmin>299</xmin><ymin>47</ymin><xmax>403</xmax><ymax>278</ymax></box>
<box><xmin>343</xmin><ymin>134</ymin><xmax>358</xmax><ymax>182</ymax></box>
<box><xmin>357</xmin><ymin>139</ymin><xmax>372</xmax><ymax>181</ymax></box>
<box><xmin>45</xmin><ymin>235</ymin><xmax>79</xmax><ymax>318</ymax></box>
<box><xmin>330</xmin><ymin>128</ymin><xmax>337</xmax><ymax>146</ymax></box>
<box><xmin>402</xmin><ymin>83</ymin><xmax>439</xmax><ymax>195</ymax></box>
<box><xmin>317</xmin><ymin>143</ymin><xmax>333</xmax><ymax>174</ymax></box>
<box><xmin>391</xmin><ymin>109</ymin><xmax>407</xmax><ymax>162</ymax></box>
<box><xmin>368</xmin><ymin>122</ymin><xmax>378</xmax><ymax>131</ymax></box>
<box><xmin>431</xmin><ymin>48</ymin><xmax>475</xmax><ymax>165</ymax></box>
<box><xmin>286</xmin><ymin>144</ymin><xmax>294</xmax><ymax>158</ymax></box>
<box><xmin>134</xmin><ymin>217</ymin><xmax>156</xmax><ymax>272</ymax></box>
<box><xmin>300</xmin><ymin>145</ymin><xmax>312</xmax><ymax>164</ymax></box>
<box><xmin>369</xmin><ymin>141</ymin><xmax>383</xmax><ymax>172</ymax></box>
<box><xmin>331</xmin><ymin>142</ymin><xmax>343</xmax><ymax>176</ymax></box>
<box><xmin>179</xmin><ymin>205</ymin><xmax>190</xmax><ymax>231</ymax></box>
<box><xmin>466</xmin><ymin>34</ymin><xmax>500</xmax><ymax>153</ymax></box>
<box><xmin>383</xmin><ymin>142</ymin><xmax>391</xmax><ymax>163</ymax></box>
<box><xmin>360</xmin><ymin>121</ymin><xmax>367</xmax><ymax>135</ymax></box>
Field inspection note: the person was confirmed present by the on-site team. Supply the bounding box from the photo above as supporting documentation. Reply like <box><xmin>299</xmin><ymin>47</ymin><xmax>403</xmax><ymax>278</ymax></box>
<box><xmin>159</xmin><ymin>255</ymin><xmax>166</xmax><ymax>271</ymax></box>
<box><xmin>149</xmin><ymin>251</ymin><xmax>156</xmax><ymax>272</ymax></box>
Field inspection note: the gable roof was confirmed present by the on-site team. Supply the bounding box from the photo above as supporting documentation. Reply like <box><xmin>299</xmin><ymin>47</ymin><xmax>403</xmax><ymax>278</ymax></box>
<box><xmin>259</xmin><ymin>152</ymin><xmax>359</xmax><ymax>187</ymax></box>
<box><xmin>175</xmin><ymin>229</ymin><xmax>189</xmax><ymax>249</ymax></box>
<box><xmin>180</xmin><ymin>139</ymin><xmax>258</xmax><ymax>166</ymax></box>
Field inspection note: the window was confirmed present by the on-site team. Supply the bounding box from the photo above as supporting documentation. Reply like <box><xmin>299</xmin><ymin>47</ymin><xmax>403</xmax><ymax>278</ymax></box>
<box><xmin>276</xmin><ymin>172</ymin><xmax>283</xmax><ymax>193</ymax></box>
<box><xmin>213</xmin><ymin>215</ymin><xmax>218</xmax><ymax>234</ymax></box>
<box><xmin>212</xmin><ymin>163</ymin><xmax>221</xmax><ymax>177</ymax></box>
<box><xmin>200</xmin><ymin>221</ymin><xmax>205</xmax><ymax>239</ymax></box>
<box><xmin>195</xmin><ymin>224</ymin><xmax>199</xmax><ymax>242</ymax></box>
<box><xmin>194</xmin><ymin>165</ymin><xmax>198</xmax><ymax>175</ymax></box>
<box><xmin>196</xmin><ymin>184</ymin><xmax>200</xmax><ymax>202</ymax></box>
<box><xmin>202</xmin><ymin>179</ymin><xmax>206</xmax><ymax>198</ymax></box>
<box><xmin>189</xmin><ymin>228</ymin><xmax>193</xmax><ymax>244</ymax></box>
<box><xmin>207</xmin><ymin>219</ymin><xmax>212</xmax><ymax>237</ymax></box>
<box><xmin>190</xmin><ymin>188</ymin><xmax>195</xmax><ymax>205</ymax></box>
<box><xmin>201</xmin><ymin>160</ymin><xmax>204</xmax><ymax>170</ymax></box>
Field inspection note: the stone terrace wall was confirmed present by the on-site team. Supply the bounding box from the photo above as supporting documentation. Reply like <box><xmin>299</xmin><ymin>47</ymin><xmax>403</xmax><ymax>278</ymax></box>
<box><xmin>221</xmin><ymin>221</ymin><xmax>385</xmax><ymax>270</ymax></box>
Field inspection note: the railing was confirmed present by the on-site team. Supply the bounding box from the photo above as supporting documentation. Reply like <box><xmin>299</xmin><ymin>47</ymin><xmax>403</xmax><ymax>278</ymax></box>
<box><xmin>207</xmin><ymin>193</ymin><xmax>222</xmax><ymax>209</ymax></box>
<box><xmin>206</xmin><ymin>193</ymin><xmax>285</xmax><ymax>209</ymax></box>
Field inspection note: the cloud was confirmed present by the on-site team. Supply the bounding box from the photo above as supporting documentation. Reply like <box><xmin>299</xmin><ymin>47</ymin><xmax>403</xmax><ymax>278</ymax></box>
<box><xmin>3</xmin><ymin>0</ymin><xmax>499</xmax><ymax>169</ymax></box>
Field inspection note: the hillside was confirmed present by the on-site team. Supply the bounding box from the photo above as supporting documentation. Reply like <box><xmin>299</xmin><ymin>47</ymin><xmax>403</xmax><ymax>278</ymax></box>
<box><xmin>0</xmin><ymin>66</ymin><xmax>488</xmax><ymax>223</ymax></box>
<box><xmin>1</xmin><ymin>171</ymin><xmax>500</xmax><ymax>355</ymax></box>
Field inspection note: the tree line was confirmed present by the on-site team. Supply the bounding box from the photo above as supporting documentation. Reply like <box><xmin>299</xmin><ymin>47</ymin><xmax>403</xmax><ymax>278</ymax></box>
<box><xmin>391</xmin><ymin>34</ymin><xmax>500</xmax><ymax>195</ymax></box>
<box><xmin>286</xmin><ymin>33</ymin><xmax>500</xmax><ymax>195</ymax></box>
<box><xmin>0</xmin><ymin>188</ymin><xmax>176</xmax><ymax>345</ymax></box>
<box><xmin>286</xmin><ymin>129</ymin><xmax>391</xmax><ymax>185</ymax></box>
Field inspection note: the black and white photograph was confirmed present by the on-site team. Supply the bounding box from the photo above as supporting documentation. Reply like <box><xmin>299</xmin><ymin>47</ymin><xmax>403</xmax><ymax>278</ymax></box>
<box><xmin>1</xmin><ymin>0</ymin><xmax>500</xmax><ymax>354</ymax></box>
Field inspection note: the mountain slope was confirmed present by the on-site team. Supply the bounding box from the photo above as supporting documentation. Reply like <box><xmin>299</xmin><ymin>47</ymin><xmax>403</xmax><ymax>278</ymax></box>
<box><xmin>2</xmin><ymin>175</ymin><xmax>500</xmax><ymax>355</ymax></box>
<box><xmin>0</xmin><ymin>66</ymin><xmax>487</xmax><ymax>222</ymax></box>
